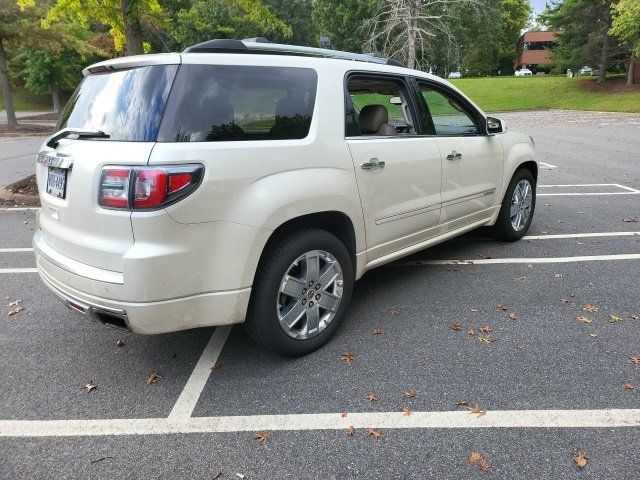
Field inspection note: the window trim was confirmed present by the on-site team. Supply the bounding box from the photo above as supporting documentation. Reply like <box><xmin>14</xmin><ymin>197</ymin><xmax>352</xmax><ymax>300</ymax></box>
<box><xmin>343</xmin><ymin>71</ymin><xmax>426</xmax><ymax>139</ymax></box>
<box><xmin>410</xmin><ymin>77</ymin><xmax>488</xmax><ymax>137</ymax></box>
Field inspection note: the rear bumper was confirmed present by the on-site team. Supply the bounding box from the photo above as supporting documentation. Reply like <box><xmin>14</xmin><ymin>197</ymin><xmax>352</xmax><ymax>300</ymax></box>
<box><xmin>34</xmin><ymin>240</ymin><xmax>252</xmax><ymax>334</ymax></box>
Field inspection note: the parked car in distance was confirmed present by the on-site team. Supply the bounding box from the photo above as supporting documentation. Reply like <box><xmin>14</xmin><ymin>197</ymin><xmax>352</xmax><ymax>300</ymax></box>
<box><xmin>515</xmin><ymin>68</ymin><xmax>533</xmax><ymax>76</ymax></box>
<box><xmin>448</xmin><ymin>71</ymin><xmax>462</xmax><ymax>79</ymax></box>
<box><xmin>579</xmin><ymin>66</ymin><xmax>593</xmax><ymax>76</ymax></box>
<box><xmin>34</xmin><ymin>38</ymin><xmax>537</xmax><ymax>356</ymax></box>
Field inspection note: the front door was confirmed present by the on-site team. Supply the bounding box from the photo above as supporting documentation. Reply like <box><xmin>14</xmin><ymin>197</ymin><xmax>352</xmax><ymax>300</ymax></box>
<box><xmin>345</xmin><ymin>74</ymin><xmax>442</xmax><ymax>261</ymax></box>
<box><xmin>415</xmin><ymin>81</ymin><xmax>503</xmax><ymax>225</ymax></box>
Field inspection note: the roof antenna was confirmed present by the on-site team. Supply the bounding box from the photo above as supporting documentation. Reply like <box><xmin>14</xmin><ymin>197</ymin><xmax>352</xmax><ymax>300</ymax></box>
<box><xmin>149</xmin><ymin>21</ymin><xmax>170</xmax><ymax>53</ymax></box>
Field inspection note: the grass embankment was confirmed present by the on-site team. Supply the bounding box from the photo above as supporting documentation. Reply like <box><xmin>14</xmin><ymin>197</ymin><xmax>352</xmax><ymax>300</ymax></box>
<box><xmin>0</xmin><ymin>88</ymin><xmax>53</xmax><ymax>111</ymax></box>
<box><xmin>450</xmin><ymin>75</ymin><xmax>640</xmax><ymax>113</ymax></box>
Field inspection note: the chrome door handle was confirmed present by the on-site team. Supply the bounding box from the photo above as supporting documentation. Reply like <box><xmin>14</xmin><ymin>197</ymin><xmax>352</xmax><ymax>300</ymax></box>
<box><xmin>446</xmin><ymin>151</ymin><xmax>463</xmax><ymax>160</ymax></box>
<box><xmin>361</xmin><ymin>158</ymin><xmax>386</xmax><ymax>170</ymax></box>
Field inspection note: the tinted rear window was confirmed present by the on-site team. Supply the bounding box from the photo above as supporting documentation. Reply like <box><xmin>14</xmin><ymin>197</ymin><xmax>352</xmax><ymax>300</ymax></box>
<box><xmin>157</xmin><ymin>65</ymin><xmax>317</xmax><ymax>142</ymax></box>
<box><xmin>58</xmin><ymin>65</ymin><xmax>178</xmax><ymax>142</ymax></box>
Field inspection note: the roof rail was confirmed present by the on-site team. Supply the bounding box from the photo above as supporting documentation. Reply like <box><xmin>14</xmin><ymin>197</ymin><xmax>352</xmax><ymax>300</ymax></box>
<box><xmin>182</xmin><ymin>38</ymin><xmax>405</xmax><ymax>67</ymax></box>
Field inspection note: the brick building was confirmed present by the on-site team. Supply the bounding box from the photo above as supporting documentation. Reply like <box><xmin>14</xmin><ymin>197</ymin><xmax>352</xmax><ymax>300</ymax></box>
<box><xmin>514</xmin><ymin>31</ymin><xmax>559</xmax><ymax>74</ymax></box>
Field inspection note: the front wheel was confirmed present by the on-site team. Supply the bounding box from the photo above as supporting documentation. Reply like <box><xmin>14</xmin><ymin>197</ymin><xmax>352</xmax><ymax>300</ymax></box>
<box><xmin>491</xmin><ymin>169</ymin><xmax>536</xmax><ymax>241</ymax></box>
<box><xmin>244</xmin><ymin>228</ymin><xmax>354</xmax><ymax>357</ymax></box>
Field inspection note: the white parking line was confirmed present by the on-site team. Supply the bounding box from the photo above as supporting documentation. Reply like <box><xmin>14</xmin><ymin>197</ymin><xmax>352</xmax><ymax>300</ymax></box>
<box><xmin>538</xmin><ymin>162</ymin><xmax>557</xmax><ymax>169</ymax></box>
<box><xmin>0</xmin><ymin>408</ymin><xmax>638</xmax><ymax>437</ymax></box>
<box><xmin>168</xmin><ymin>326</ymin><xmax>232</xmax><ymax>420</ymax></box>
<box><xmin>395</xmin><ymin>253</ymin><xmax>640</xmax><ymax>266</ymax></box>
<box><xmin>523</xmin><ymin>231</ymin><xmax>640</xmax><ymax>240</ymax></box>
<box><xmin>537</xmin><ymin>183</ymin><xmax>640</xmax><ymax>196</ymax></box>
<box><xmin>0</xmin><ymin>247</ymin><xmax>33</xmax><ymax>253</ymax></box>
<box><xmin>0</xmin><ymin>268</ymin><xmax>38</xmax><ymax>274</ymax></box>
<box><xmin>0</xmin><ymin>207</ymin><xmax>40</xmax><ymax>211</ymax></box>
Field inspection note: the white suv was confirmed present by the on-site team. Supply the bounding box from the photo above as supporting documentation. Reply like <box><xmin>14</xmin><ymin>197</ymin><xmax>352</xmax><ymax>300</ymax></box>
<box><xmin>34</xmin><ymin>39</ymin><xmax>536</xmax><ymax>356</ymax></box>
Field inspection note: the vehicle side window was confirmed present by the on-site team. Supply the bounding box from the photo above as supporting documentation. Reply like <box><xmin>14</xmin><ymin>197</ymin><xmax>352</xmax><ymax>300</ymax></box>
<box><xmin>157</xmin><ymin>65</ymin><xmax>317</xmax><ymax>142</ymax></box>
<box><xmin>417</xmin><ymin>83</ymin><xmax>479</xmax><ymax>136</ymax></box>
<box><xmin>346</xmin><ymin>75</ymin><xmax>417</xmax><ymax>137</ymax></box>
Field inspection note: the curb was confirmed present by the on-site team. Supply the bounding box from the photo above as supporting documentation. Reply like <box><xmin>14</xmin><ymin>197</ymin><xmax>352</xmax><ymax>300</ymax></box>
<box><xmin>0</xmin><ymin>187</ymin><xmax>40</xmax><ymax>206</ymax></box>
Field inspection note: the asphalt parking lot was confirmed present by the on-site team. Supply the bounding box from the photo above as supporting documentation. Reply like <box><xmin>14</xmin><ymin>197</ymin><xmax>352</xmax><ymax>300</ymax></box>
<box><xmin>1</xmin><ymin>110</ymin><xmax>639</xmax><ymax>479</ymax></box>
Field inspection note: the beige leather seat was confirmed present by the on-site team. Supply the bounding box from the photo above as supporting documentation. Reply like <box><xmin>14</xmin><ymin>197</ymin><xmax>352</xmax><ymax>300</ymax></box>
<box><xmin>359</xmin><ymin>105</ymin><xmax>397</xmax><ymax>136</ymax></box>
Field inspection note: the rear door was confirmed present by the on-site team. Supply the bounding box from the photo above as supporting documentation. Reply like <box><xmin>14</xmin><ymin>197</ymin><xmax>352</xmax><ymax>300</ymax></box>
<box><xmin>36</xmin><ymin>62</ymin><xmax>178</xmax><ymax>272</ymax></box>
<box><xmin>345</xmin><ymin>73</ymin><xmax>442</xmax><ymax>261</ymax></box>
<box><xmin>414</xmin><ymin>80</ymin><xmax>503</xmax><ymax>226</ymax></box>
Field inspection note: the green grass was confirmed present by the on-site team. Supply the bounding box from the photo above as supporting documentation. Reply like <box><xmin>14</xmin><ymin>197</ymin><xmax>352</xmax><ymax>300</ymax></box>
<box><xmin>0</xmin><ymin>87</ymin><xmax>53</xmax><ymax>111</ymax></box>
<box><xmin>449</xmin><ymin>75</ymin><xmax>640</xmax><ymax>113</ymax></box>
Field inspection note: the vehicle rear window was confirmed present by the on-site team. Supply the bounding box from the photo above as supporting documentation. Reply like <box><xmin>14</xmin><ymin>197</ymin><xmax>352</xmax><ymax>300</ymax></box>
<box><xmin>58</xmin><ymin>65</ymin><xmax>178</xmax><ymax>142</ymax></box>
<box><xmin>157</xmin><ymin>65</ymin><xmax>317</xmax><ymax>142</ymax></box>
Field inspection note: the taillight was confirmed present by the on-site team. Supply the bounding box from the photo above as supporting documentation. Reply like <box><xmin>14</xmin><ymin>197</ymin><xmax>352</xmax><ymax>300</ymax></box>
<box><xmin>99</xmin><ymin>164</ymin><xmax>203</xmax><ymax>210</ymax></box>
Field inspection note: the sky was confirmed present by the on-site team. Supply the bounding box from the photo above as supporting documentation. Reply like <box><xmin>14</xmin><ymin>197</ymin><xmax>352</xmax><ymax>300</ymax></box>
<box><xmin>530</xmin><ymin>0</ymin><xmax>549</xmax><ymax>15</ymax></box>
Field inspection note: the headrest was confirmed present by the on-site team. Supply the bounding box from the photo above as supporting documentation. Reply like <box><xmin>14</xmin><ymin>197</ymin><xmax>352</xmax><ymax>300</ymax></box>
<box><xmin>359</xmin><ymin>105</ymin><xmax>389</xmax><ymax>134</ymax></box>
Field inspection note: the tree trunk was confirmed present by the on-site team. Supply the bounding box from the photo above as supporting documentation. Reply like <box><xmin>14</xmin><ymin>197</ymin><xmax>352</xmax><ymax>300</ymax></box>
<box><xmin>121</xmin><ymin>0</ymin><xmax>144</xmax><ymax>56</ymax></box>
<box><xmin>52</xmin><ymin>83</ymin><xmax>61</xmax><ymax>113</ymax></box>
<box><xmin>628</xmin><ymin>55</ymin><xmax>635</xmax><ymax>86</ymax></box>
<box><xmin>597</xmin><ymin>33</ymin><xmax>608</xmax><ymax>84</ymax></box>
<box><xmin>0</xmin><ymin>37</ymin><xmax>17</xmax><ymax>128</ymax></box>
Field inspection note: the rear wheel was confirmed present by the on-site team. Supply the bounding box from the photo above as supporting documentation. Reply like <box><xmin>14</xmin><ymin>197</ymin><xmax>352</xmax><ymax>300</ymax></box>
<box><xmin>244</xmin><ymin>228</ymin><xmax>353</xmax><ymax>357</ymax></box>
<box><xmin>492</xmin><ymin>169</ymin><xmax>536</xmax><ymax>241</ymax></box>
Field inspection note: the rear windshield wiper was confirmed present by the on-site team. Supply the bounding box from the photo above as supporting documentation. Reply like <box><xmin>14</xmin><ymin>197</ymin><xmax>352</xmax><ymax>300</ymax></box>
<box><xmin>46</xmin><ymin>128</ymin><xmax>110</xmax><ymax>148</ymax></box>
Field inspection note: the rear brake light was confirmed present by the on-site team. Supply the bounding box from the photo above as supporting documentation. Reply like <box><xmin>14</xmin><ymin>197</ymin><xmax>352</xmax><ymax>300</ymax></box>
<box><xmin>98</xmin><ymin>164</ymin><xmax>203</xmax><ymax>210</ymax></box>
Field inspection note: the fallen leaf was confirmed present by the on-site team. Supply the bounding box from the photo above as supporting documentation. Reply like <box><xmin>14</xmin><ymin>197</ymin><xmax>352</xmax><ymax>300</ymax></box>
<box><xmin>622</xmin><ymin>217</ymin><xmax>637</xmax><ymax>223</ymax></box>
<box><xmin>7</xmin><ymin>306</ymin><xmax>23</xmax><ymax>316</ymax></box>
<box><xmin>467</xmin><ymin>405</ymin><xmax>486</xmax><ymax>417</ymax></box>
<box><xmin>574</xmin><ymin>450</ymin><xmax>588</xmax><ymax>469</ymax></box>
<box><xmin>575</xmin><ymin>315</ymin><xmax>592</xmax><ymax>324</ymax></box>
<box><xmin>84</xmin><ymin>382</ymin><xmax>98</xmax><ymax>393</ymax></box>
<box><xmin>478</xmin><ymin>335</ymin><xmax>494</xmax><ymax>344</ymax></box>
<box><xmin>366</xmin><ymin>393</ymin><xmax>378</xmax><ymax>403</ymax></box>
<box><xmin>630</xmin><ymin>357</ymin><xmax>640</xmax><ymax>366</ymax></box>
<box><xmin>236</xmin><ymin>474</ymin><xmax>245</xmax><ymax>479</ymax></box>
<box><xmin>478</xmin><ymin>253</ymin><xmax>491</xmax><ymax>259</ymax></box>
<box><xmin>371</xmin><ymin>328</ymin><xmax>384</xmax><ymax>335</ymax></box>
<box><xmin>622</xmin><ymin>382</ymin><xmax>635</xmax><ymax>390</ymax></box>
<box><xmin>212</xmin><ymin>472</ymin><xmax>221</xmax><ymax>480</ymax></box>
<box><xmin>341</xmin><ymin>410</ymin><xmax>348</xmax><ymax>417</ymax></box>
<box><xmin>340</xmin><ymin>352</ymin><xmax>355</xmax><ymax>363</ymax></box>
<box><xmin>404</xmin><ymin>390</ymin><xmax>416</xmax><ymax>398</ymax></box>
<box><xmin>608</xmin><ymin>315</ymin><xmax>622</xmax><ymax>323</ymax></box>
<box><xmin>497</xmin><ymin>304</ymin><xmax>508</xmax><ymax>311</ymax></box>
<box><xmin>583</xmin><ymin>304</ymin><xmax>599</xmax><ymax>313</ymax></box>
<box><xmin>518</xmin><ymin>276</ymin><xmax>527</xmax><ymax>283</ymax></box>
<box><xmin>588</xmin><ymin>333</ymin><xmax>598</xmax><ymax>338</ymax></box>
<box><xmin>451</xmin><ymin>322</ymin><xmax>463</xmax><ymax>331</ymax></box>
<box><xmin>6</xmin><ymin>299</ymin><xmax>22</xmax><ymax>307</ymax></box>
<box><xmin>115</xmin><ymin>339</ymin><xmax>125</xmax><ymax>347</ymax></box>
<box><xmin>508</xmin><ymin>312</ymin><xmax>518</xmax><ymax>320</ymax></box>
<box><xmin>253</xmin><ymin>431</ymin><xmax>269</xmax><ymax>443</ymax></box>
<box><xmin>561</xmin><ymin>298</ymin><xmax>570</xmax><ymax>304</ymax></box>
<box><xmin>555</xmin><ymin>273</ymin><xmax>564</xmax><ymax>279</ymax></box>
<box><xmin>515</xmin><ymin>343</ymin><xmax>525</xmax><ymax>350</ymax></box>
<box><xmin>457</xmin><ymin>399</ymin><xmax>468</xmax><ymax>406</ymax></box>
<box><xmin>210</xmin><ymin>362</ymin><xmax>221</xmax><ymax>371</ymax></box>
<box><xmin>467</xmin><ymin>328</ymin><xmax>477</xmax><ymax>336</ymax></box>
<box><xmin>145</xmin><ymin>372</ymin><xmax>161</xmax><ymax>385</ymax></box>
<box><xmin>468</xmin><ymin>451</ymin><xmax>489</xmax><ymax>472</ymax></box>
<box><xmin>389</xmin><ymin>308</ymin><xmax>400</xmax><ymax>316</ymax></box>
<box><xmin>480</xmin><ymin>325</ymin><xmax>492</xmax><ymax>335</ymax></box>
<box><xmin>366</xmin><ymin>428</ymin><xmax>383</xmax><ymax>439</ymax></box>
<box><xmin>402</xmin><ymin>406</ymin><xmax>411</xmax><ymax>416</ymax></box>
<box><xmin>630</xmin><ymin>315</ymin><xmax>639</xmax><ymax>320</ymax></box>
<box><xmin>532</xmin><ymin>364</ymin><xmax>540</xmax><ymax>372</ymax></box>
<box><xmin>346</xmin><ymin>426</ymin><xmax>355</xmax><ymax>436</ymax></box>
<box><xmin>470</xmin><ymin>308</ymin><xmax>479</xmax><ymax>313</ymax></box>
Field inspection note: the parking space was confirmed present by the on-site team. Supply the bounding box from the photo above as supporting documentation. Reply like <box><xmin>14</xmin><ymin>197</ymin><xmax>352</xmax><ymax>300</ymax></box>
<box><xmin>1</xmin><ymin>110</ymin><xmax>639</xmax><ymax>478</ymax></box>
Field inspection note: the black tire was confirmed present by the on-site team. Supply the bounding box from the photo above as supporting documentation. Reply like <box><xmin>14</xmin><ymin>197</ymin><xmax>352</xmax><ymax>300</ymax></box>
<box><xmin>491</xmin><ymin>168</ymin><xmax>536</xmax><ymax>241</ymax></box>
<box><xmin>244</xmin><ymin>228</ymin><xmax>354</xmax><ymax>357</ymax></box>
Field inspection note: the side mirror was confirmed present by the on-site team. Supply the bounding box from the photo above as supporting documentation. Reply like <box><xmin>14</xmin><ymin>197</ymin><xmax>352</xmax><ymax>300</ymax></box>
<box><xmin>486</xmin><ymin>116</ymin><xmax>506</xmax><ymax>134</ymax></box>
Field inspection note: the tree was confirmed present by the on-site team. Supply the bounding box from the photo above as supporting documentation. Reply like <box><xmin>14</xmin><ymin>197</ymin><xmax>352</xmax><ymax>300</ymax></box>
<box><xmin>363</xmin><ymin>0</ymin><xmax>485</xmax><ymax>70</ymax></box>
<box><xmin>541</xmin><ymin>0</ymin><xmax>626</xmax><ymax>83</ymax></box>
<box><xmin>610</xmin><ymin>0</ymin><xmax>640</xmax><ymax>84</ymax></box>
<box><xmin>44</xmin><ymin>0</ymin><xmax>166</xmax><ymax>55</ymax></box>
<box><xmin>313</xmin><ymin>0</ymin><xmax>381</xmax><ymax>52</ymax></box>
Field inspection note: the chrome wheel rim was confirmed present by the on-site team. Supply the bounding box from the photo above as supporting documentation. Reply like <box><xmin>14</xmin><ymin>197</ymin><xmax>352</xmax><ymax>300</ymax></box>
<box><xmin>510</xmin><ymin>179</ymin><xmax>533</xmax><ymax>232</ymax></box>
<box><xmin>277</xmin><ymin>250</ymin><xmax>344</xmax><ymax>340</ymax></box>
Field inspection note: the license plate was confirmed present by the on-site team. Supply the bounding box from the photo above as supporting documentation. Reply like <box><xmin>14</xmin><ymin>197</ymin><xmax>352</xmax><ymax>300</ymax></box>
<box><xmin>47</xmin><ymin>167</ymin><xmax>67</xmax><ymax>199</ymax></box>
